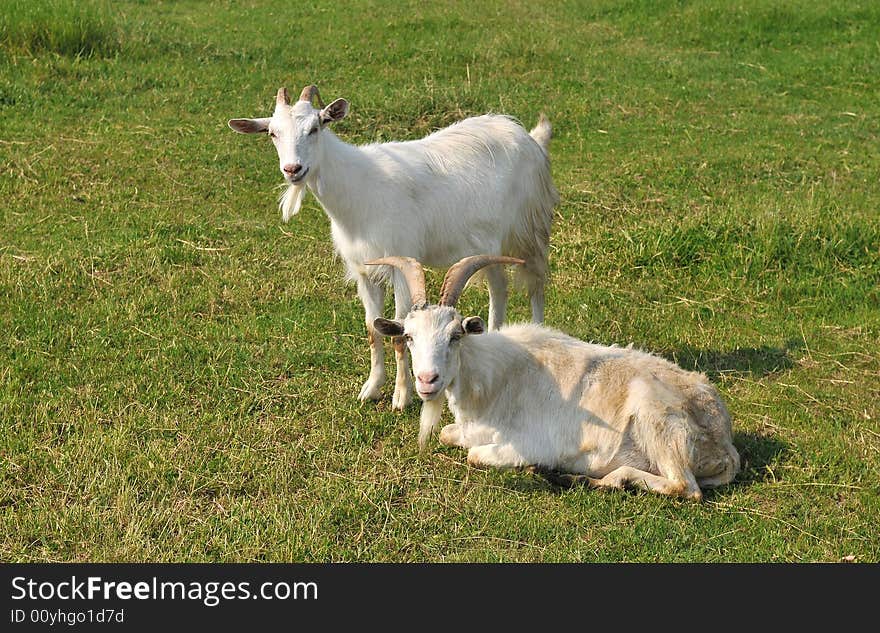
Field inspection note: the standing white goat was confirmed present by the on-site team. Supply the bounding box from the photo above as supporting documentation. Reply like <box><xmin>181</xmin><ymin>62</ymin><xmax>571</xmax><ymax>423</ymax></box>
<box><xmin>229</xmin><ymin>85</ymin><xmax>559</xmax><ymax>410</ymax></box>
<box><xmin>367</xmin><ymin>256</ymin><xmax>740</xmax><ymax>501</ymax></box>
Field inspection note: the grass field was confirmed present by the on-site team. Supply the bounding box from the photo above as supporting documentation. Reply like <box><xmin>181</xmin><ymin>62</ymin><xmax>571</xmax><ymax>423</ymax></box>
<box><xmin>1</xmin><ymin>0</ymin><xmax>878</xmax><ymax>562</ymax></box>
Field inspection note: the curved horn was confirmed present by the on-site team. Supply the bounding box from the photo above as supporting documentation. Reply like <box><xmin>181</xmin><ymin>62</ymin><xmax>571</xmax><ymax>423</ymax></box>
<box><xmin>298</xmin><ymin>84</ymin><xmax>325</xmax><ymax>109</ymax></box>
<box><xmin>276</xmin><ymin>87</ymin><xmax>290</xmax><ymax>106</ymax></box>
<box><xmin>364</xmin><ymin>257</ymin><xmax>427</xmax><ymax>310</ymax></box>
<box><xmin>439</xmin><ymin>256</ymin><xmax>525</xmax><ymax>308</ymax></box>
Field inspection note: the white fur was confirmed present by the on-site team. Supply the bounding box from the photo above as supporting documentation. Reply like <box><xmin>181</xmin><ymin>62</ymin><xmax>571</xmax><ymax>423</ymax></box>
<box><xmin>230</xmin><ymin>91</ymin><xmax>559</xmax><ymax>409</ymax></box>
<box><xmin>279</xmin><ymin>183</ymin><xmax>306</xmax><ymax>221</ymax></box>
<box><xmin>399</xmin><ymin>310</ymin><xmax>740</xmax><ymax>502</ymax></box>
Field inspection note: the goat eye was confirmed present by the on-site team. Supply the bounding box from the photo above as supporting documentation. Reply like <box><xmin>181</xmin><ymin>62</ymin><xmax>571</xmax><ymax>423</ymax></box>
<box><xmin>450</xmin><ymin>332</ymin><xmax>462</xmax><ymax>342</ymax></box>
<box><xmin>308</xmin><ymin>126</ymin><xmax>318</xmax><ymax>135</ymax></box>
<box><xmin>268</xmin><ymin>131</ymin><xmax>277</xmax><ymax>139</ymax></box>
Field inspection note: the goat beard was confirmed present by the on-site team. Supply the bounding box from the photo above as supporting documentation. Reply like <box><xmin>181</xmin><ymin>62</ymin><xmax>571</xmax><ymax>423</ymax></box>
<box><xmin>279</xmin><ymin>183</ymin><xmax>306</xmax><ymax>222</ymax></box>
<box><xmin>418</xmin><ymin>393</ymin><xmax>446</xmax><ymax>452</ymax></box>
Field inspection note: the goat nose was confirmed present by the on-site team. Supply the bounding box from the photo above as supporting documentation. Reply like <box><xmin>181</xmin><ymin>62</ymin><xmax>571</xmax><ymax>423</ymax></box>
<box><xmin>417</xmin><ymin>371</ymin><xmax>439</xmax><ymax>385</ymax></box>
<box><xmin>283</xmin><ymin>163</ymin><xmax>302</xmax><ymax>176</ymax></box>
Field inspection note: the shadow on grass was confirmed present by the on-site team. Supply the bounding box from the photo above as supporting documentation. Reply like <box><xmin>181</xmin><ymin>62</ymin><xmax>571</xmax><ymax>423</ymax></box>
<box><xmin>663</xmin><ymin>339</ymin><xmax>805</xmax><ymax>381</ymax></box>
<box><xmin>729</xmin><ymin>431</ymin><xmax>788</xmax><ymax>487</ymax></box>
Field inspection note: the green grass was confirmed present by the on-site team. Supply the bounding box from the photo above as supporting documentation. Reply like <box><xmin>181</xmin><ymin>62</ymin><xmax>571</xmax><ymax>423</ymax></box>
<box><xmin>1</xmin><ymin>0</ymin><xmax>878</xmax><ymax>562</ymax></box>
<box><xmin>0</xmin><ymin>0</ymin><xmax>121</xmax><ymax>58</ymax></box>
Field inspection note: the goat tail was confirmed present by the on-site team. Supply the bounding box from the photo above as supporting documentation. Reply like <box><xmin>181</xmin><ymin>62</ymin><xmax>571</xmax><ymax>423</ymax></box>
<box><xmin>279</xmin><ymin>183</ymin><xmax>307</xmax><ymax>222</ymax></box>
<box><xmin>529</xmin><ymin>113</ymin><xmax>553</xmax><ymax>153</ymax></box>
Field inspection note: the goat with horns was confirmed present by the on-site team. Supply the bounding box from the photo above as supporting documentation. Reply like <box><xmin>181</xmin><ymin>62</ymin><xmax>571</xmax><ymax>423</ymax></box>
<box><xmin>229</xmin><ymin>85</ymin><xmax>559</xmax><ymax>410</ymax></box>
<box><xmin>366</xmin><ymin>255</ymin><xmax>740</xmax><ymax>501</ymax></box>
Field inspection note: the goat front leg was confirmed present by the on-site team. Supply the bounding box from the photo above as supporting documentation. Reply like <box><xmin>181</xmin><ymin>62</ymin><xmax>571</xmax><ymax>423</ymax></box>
<box><xmin>439</xmin><ymin>424</ymin><xmax>465</xmax><ymax>447</ymax></box>
<box><xmin>391</xmin><ymin>272</ymin><xmax>413</xmax><ymax>410</ymax></box>
<box><xmin>467</xmin><ymin>443</ymin><xmax>528</xmax><ymax>469</ymax></box>
<box><xmin>439</xmin><ymin>423</ymin><xmax>495</xmax><ymax>449</ymax></box>
<box><xmin>356</xmin><ymin>275</ymin><xmax>386</xmax><ymax>402</ymax></box>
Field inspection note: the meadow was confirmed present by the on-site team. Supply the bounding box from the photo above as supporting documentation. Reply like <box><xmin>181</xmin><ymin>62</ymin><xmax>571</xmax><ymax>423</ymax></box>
<box><xmin>1</xmin><ymin>0</ymin><xmax>878</xmax><ymax>562</ymax></box>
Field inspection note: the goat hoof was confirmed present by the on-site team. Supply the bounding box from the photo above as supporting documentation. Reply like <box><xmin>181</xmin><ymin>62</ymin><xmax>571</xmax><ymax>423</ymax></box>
<box><xmin>391</xmin><ymin>387</ymin><xmax>412</xmax><ymax>411</ymax></box>
<box><xmin>358</xmin><ymin>378</ymin><xmax>384</xmax><ymax>402</ymax></box>
<box><xmin>439</xmin><ymin>424</ymin><xmax>464</xmax><ymax>447</ymax></box>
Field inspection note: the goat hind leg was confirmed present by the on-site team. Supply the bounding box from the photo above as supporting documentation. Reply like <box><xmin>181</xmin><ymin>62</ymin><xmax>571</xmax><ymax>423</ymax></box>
<box><xmin>529</xmin><ymin>283</ymin><xmax>545</xmax><ymax>324</ymax></box>
<box><xmin>485</xmin><ymin>264</ymin><xmax>509</xmax><ymax>331</ymax></box>
<box><xmin>597</xmin><ymin>380</ymin><xmax>705</xmax><ymax>500</ymax></box>
<box><xmin>590</xmin><ymin>466</ymin><xmax>702</xmax><ymax>501</ymax></box>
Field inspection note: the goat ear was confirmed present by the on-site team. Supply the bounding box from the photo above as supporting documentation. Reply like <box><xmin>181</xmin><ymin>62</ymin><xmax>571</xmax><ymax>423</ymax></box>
<box><xmin>373</xmin><ymin>317</ymin><xmax>404</xmax><ymax>337</ymax></box>
<box><xmin>319</xmin><ymin>98</ymin><xmax>349</xmax><ymax>125</ymax></box>
<box><xmin>228</xmin><ymin>118</ymin><xmax>271</xmax><ymax>134</ymax></box>
<box><xmin>462</xmin><ymin>316</ymin><xmax>485</xmax><ymax>335</ymax></box>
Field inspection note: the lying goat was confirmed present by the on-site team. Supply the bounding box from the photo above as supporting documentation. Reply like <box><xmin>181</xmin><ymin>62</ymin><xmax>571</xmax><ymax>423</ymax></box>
<box><xmin>229</xmin><ymin>85</ymin><xmax>559</xmax><ymax>410</ymax></box>
<box><xmin>367</xmin><ymin>256</ymin><xmax>740</xmax><ymax>501</ymax></box>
